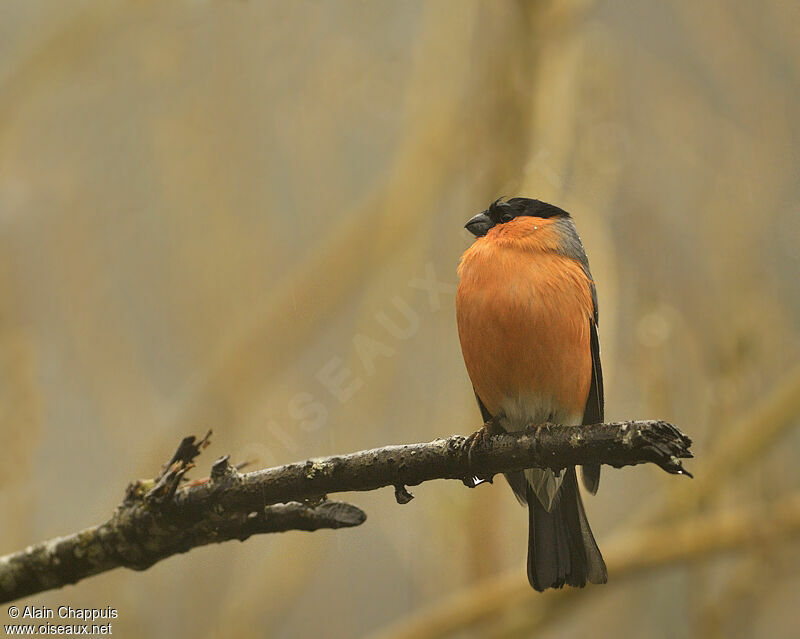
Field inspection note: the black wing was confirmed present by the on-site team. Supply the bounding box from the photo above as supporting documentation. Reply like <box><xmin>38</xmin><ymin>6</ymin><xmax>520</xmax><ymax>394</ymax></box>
<box><xmin>475</xmin><ymin>391</ymin><xmax>493</xmax><ymax>424</ymax></box>
<box><xmin>580</xmin><ymin>320</ymin><xmax>604</xmax><ymax>494</ymax></box>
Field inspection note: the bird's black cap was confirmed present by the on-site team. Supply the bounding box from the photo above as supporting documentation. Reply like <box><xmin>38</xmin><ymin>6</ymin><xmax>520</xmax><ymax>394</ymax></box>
<box><xmin>465</xmin><ymin>197</ymin><xmax>570</xmax><ymax>237</ymax></box>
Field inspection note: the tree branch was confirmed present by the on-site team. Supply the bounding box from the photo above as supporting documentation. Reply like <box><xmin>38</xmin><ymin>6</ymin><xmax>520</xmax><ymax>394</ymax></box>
<box><xmin>0</xmin><ymin>420</ymin><xmax>692</xmax><ymax>603</ymax></box>
<box><xmin>176</xmin><ymin>420</ymin><xmax>691</xmax><ymax>516</ymax></box>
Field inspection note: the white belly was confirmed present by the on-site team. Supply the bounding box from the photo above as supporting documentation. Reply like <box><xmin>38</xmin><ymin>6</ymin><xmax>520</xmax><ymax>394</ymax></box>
<box><xmin>496</xmin><ymin>393</ymin><xmax>583</xmax><ymax>512</ymax></box>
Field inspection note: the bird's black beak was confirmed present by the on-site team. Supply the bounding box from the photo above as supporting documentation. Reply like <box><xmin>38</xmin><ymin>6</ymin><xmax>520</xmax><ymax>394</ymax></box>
<box><xmin>464</xmin><ymin>212</ymin><xmax>493</xmax><ymax>237</ymax></box>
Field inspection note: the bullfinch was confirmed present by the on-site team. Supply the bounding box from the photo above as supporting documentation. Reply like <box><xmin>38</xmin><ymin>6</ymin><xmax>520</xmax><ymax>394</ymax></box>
<box><xmin>456</xmin><ymin>197</ymin><xmax>607</xmax><ymax>591</ymax></box>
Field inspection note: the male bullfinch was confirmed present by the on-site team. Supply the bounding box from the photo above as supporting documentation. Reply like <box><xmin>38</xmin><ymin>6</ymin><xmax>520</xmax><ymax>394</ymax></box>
<box><xmin>456</xmin><ymin>197</ymin><xmax>607</xmax><ymax>591</ymax></box>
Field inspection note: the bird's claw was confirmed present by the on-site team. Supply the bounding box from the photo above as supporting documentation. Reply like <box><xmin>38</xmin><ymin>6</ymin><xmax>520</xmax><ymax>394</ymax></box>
<box><xmin>462</xmin><ymin>426</ymin><xmax>494</xmax><ymax>487</ymax></box>
<box><xmin>525</xmin><ymin>421</ymin><xmax>553</xmax><ymax>435</ymax></box>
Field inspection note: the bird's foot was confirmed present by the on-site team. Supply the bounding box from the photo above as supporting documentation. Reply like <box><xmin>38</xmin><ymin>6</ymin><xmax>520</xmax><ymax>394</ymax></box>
<box><xmin>462</xmin><ymin>423</ymin><xmax>496</xmax><ymax>487</ymax></box>
<box><xmin>525</xmin><ymin>420</ymin><xmax>554</xmax><ymax>435</ymax></box>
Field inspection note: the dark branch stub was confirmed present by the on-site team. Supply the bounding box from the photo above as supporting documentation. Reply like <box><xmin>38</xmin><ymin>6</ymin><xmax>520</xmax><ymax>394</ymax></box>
<box><xmin>394</xmin><ymin>485</ymin><xmax>414</xmax><ymax>504</ymax></box>
<box><xmin>210</xmin><ymin>455</ymin><xmax>238</xmax><ymax>481</ymax></box>
<box><xmin>145</xmin><ymin>430</ymin><xmax>214</xmax><ymax>503</ymax></box>
<box><xmin>164</xmin><ymin>430</ymin><xmax>212</xmax><ymax>473</ymax></box>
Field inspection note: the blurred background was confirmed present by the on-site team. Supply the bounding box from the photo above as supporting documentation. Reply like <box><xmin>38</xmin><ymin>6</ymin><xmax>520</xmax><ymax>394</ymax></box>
<box><xmin>1</xmin><ymin>0</ymin><xmax>799</xmax><ymax>637</ymax></box>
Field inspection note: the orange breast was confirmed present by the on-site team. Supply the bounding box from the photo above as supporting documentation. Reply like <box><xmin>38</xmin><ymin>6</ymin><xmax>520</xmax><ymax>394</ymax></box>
<box><xmin>456</xmin><ymin>225</ymin><xmax>593</xmax><ymax>424</ymax></box>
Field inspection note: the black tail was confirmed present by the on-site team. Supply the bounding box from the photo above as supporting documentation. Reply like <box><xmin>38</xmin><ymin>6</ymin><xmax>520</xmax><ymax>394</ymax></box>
<box><xmin>527</xmin><ymin>467</ymin><xmax>607</xmax><ymax>591</ymax></box>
